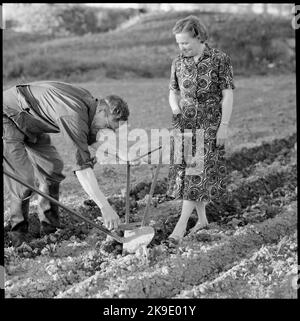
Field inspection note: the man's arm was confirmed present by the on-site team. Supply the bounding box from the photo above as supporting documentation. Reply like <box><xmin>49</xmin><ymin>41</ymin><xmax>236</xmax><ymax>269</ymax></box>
<box><xmin>76</xmin><ymin>167</ymin><xmax>120</xmax><ymax>230</ymax></box>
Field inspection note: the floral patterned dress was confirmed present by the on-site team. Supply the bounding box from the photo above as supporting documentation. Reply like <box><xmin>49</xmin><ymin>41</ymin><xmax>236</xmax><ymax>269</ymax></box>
<box><xmin>167</xmin><ymin>43</ymin><xmax>235</xmax><ymax>203</ymax></box>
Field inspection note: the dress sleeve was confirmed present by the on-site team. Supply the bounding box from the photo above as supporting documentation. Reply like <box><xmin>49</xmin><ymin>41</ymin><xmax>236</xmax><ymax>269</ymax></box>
<box><xmin>169</xmin><ymin>59</ymin><xmax>180</xmax><ymax>92</ymax></box>
<box><xmin>58</xmin><ymin>115</ymin><xmax>96</xmax><ymax>173</ymax></box>
<box><xmin>218</xmin><ymin>53</ymin><xmax>235</xmax><ymax>90</ymax></box>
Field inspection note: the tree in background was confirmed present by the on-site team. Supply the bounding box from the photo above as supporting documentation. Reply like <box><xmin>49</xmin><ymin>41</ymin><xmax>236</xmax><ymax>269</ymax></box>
<box><xmin>3</xmin><ymin>3</ymin><xmax>137</xmax><ymax>37</ymax></box>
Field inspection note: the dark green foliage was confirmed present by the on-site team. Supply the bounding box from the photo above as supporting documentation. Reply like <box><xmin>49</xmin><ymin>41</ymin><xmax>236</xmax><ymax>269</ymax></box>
<box><xmin>5</xmin><ymin>4</ymin><xmax>140</xmax><ymax>37</ymax></box>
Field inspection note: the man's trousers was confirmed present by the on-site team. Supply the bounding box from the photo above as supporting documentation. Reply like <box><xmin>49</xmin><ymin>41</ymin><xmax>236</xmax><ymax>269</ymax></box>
<box><xmin>3</xmin><ymin>116</ymin><xmax>66</xmax><ymax>231</ymax></box>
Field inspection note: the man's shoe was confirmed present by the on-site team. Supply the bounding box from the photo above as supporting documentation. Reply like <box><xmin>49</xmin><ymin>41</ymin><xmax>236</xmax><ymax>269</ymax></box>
<box><xmin>43</xmin><ymin>209</ymin><xmax>61</xmax><ymax>228</ymax></box>
<box><xmin>8</xmin><ymin>230</ymin><xmax>29</xmax><ymax>248</ymax></box>
<box><xmin>4</xmin><ymin>221</ymin><xmax>12</xmax><ymax>234</ymax></box>
<box><xmin>40</xmin><ymin>221</ymin><xmax>57</xmax><ymax>235</ymax></box>
<box><xmin>8</xmin><ymin>221</ymin><xmax>29</xmax><ymax>247</ymax></box>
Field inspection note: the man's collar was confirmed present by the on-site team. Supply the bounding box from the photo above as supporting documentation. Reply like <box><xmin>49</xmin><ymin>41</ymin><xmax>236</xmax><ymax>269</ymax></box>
<box><xmin>202</xmin><ymin>43</ymin><xmax>212</xmax><ymax>59</ymax></box>
<box><xmin>87</xmin><ymin>97</ymin><xmax>98</xmax><ymax>145</ymax></box>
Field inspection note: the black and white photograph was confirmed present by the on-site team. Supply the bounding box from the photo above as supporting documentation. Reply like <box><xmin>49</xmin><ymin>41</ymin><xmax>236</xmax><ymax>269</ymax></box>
<box><xmin>2</xmin><ymin>2</ymin><xmax>297</xmax><ymax>303</ymax></box>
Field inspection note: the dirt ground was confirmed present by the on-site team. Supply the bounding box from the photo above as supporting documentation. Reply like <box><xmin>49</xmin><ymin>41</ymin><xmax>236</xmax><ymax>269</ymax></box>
<box><xmin>3</xmin><ymin>74</ymin><xmax>297</xmax><ymax>298</ymax></box>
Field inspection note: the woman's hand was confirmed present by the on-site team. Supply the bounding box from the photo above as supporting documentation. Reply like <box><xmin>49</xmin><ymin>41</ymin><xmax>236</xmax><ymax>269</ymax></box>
<box><xmin>173</xmin><ymin>108</ymin><xmax>182</xmax><ymax>115</ymax></box>
<box><xmin>169</xmin><ymin>90</ymin><xmax>181</xmax><ymax>115</ymax></box>
<box><xmin>216</xmin><ymin>123</ymin><xmax>229</xmax><ymax>147</ymax></box>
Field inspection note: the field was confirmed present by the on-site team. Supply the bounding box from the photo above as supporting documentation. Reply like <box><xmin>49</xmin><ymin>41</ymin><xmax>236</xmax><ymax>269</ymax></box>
<box><xmin>3</xmin><ymin>10</ymin><xmax>295</xmax><ymax>82</ymax></box>
<box><xmin>4</xmin><ymin>73</ymin><xmax>297</xmax><ymax>298</ymax></box>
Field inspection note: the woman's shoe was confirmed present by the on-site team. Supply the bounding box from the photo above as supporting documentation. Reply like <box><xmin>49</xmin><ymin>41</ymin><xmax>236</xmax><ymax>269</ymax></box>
<box><xmin>168</xmin><ymin>236</ymin><xmax>180</xmax><ymax>245</ymax></box>
<box><xmin>163</xmin><ymin>234</ymin><xmax>183</xmax><ymax>247</ymax></box>
<box><xmin>189</xmin><ymin>221</ymin><xmax>208</xmax><ymax>235</ymax></box>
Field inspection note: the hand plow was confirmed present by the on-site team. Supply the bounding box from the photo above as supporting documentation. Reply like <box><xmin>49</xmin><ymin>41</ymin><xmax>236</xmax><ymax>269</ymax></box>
<box><xmin>122</xmin><ymin>146</ymin><xmax>162</xmax><ymax>254</ymax></box>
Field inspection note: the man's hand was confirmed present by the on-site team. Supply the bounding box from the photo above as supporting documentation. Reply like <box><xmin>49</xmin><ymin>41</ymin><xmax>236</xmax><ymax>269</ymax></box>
<box><xmin>128</xmin><ymin>158</ymin><xmax>141</xmax><ymax>166</ymax></box>
<box><xmin>216</xmin><ymin>123</ymin><xmax>229</xmax><ymax>147</ymax></box>
<box><xmin>76</xmin><ymin>168</ymin><xmax>121</xmax><ymax>230</ymax></box>
<box><xmin>115</xmin><ymin>153</ymin><xmax>141</xmax><ymax>166</ymax></box>
<box><xmin>101</xmin><ymin>204</ymin><xmax>120</xmax><ymax>230</ymax></box>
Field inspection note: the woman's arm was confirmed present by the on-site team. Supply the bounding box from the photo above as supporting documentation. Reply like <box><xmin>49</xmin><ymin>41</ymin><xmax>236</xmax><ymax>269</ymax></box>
<box><xmin>76</xmin><ymin>167</ymin><xmax>120</xmax><ymax>230</ymax></box>
<box><xmin>216</xmin><ymin>89</ymin><xmax>233</xmax><ymax>147</ymax></box>
<box><xmin>220</xmin><ymin>89</ymin><xmax>233</xmax><ymax>125</ymax></box>
<box><xmin>169</xmin><ymin>90</ymin><xmax>182</xmax><ymax>115</ymax></box>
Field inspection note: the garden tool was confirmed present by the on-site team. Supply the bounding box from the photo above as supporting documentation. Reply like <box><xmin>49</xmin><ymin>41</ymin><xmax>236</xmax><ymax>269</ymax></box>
<box><xmin>122</xmin><ymin>160</ymin><xmax>133</xmax><ymax>251</ymax></box>
<box><xmin>122</xmin><ymin>147</ymin><xmax>162</xmax><ymax>253</ymax></box>
<box><xmin>130</xmin><ymin>145</ymin><xmax>162</xmax><ymax>163</ymax></box>
<box><xmin>3</xmin><ymin>169</ymin><xmax>155</xmax><ymax>252</ymax></box>
<box><xmin>105</xmin><ymin>145</ymin><xmax>163</xmax><ymax>165</ymax></box>
<box><xmin>141</xmin><ymin>156</ymin><xmax>162</xmax><ymax>226</ymax></box>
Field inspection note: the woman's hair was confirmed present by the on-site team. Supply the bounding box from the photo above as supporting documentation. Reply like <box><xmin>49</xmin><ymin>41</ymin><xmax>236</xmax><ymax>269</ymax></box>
<box><xmin>172</xmin><ymin>15</ymin><xmax>208</xmax><ymax>42</ymax></box>
<box><xmin>97</xmin><ymin>95</ymin><xmax>129</xmax><ymax>121</ymax></box>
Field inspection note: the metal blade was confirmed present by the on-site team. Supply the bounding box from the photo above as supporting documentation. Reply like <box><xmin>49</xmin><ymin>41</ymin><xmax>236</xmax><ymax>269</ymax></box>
<box><xmin>122</xmin><ymin>226</ymin><xmax>155</xmax><ymax>253</ymax></box>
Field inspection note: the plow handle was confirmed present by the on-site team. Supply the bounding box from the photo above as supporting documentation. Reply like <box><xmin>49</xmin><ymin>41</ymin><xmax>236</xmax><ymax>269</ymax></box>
<box><xmin>3</xmin><ymin>169</ymin><xmax>124</xmax><ymax>243</ymax></box>
<box><xmin>141</xmin><ymin>148</ymin><xmax>162</xmax><ymax>226</ymax></box>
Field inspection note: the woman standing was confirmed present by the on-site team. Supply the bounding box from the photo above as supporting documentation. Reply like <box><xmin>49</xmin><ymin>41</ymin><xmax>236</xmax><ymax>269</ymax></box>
<box><xmin>167</xmin><ymin>15</ymin><xmax>234</xmax><ymax>243</ymax></box>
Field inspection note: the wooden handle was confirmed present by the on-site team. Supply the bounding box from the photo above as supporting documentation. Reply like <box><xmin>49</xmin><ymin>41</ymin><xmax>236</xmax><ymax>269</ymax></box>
<box><xmin>132</xmin><ymin>145</ymin><xmax>162</xmax><ymax>162</ymax></box>
<box><xmin>119</xmin><ymin>222</ymin><xmax>141</xmax><ymax>230</ymax></box>
<box><xmin>3</xmin><ymin>169</ymin><xmax>124</xmax><ymax>243</ymax></box>
<box><xmin>125</xmin><ymin>161</ymin><xmax>130</xmax><ymax>224</ymax></box>
<box><xmin>141</xmin><ymin>150</ymin><xmax>162</xmax><ymax>226</ymax></box>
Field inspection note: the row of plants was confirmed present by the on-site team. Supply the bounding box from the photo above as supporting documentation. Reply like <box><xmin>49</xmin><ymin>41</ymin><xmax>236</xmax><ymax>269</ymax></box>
<box><xmin>176</xmin><ymin>230</ymin><xmax>297</xmax><ymax>298</ymax></box>
<box><xmin>55</xmin><ymin>202</ymin><xmax>297</xmax><ymax>298</ymax></box>
<box><xmin>4</xmin><ymin>133</ymin><xmax>297</xmax><ymax>298</ymax></box>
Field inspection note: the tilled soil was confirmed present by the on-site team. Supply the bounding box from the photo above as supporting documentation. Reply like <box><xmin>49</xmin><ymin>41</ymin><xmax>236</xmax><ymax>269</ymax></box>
<box><xmin>4</xmin><ymin>133</ymin><xmax>297</xmax><ymax>298</ymax></box>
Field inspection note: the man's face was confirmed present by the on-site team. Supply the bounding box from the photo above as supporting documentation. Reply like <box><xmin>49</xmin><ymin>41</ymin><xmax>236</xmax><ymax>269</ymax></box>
<box><xmin>106</xmin><ymin>113</ymin><xmax>124</xmax><ymax>132</ymax></box>
<box><xmin>90</xmin><ymin>113</ymin><xmax>125</xmax><ymax>150</ymax></box>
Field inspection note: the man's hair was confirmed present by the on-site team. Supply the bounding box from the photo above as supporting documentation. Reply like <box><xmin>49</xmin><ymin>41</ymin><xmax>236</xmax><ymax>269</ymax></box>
<box><xmin>172</xmin><ymin>15</ymin><xmax>208</xmax><ymax>42</ymax></box>
<box><xmin>98</xmin><ymin>95</ymin><xmax>129</xmax><ymax>121</ymax></box>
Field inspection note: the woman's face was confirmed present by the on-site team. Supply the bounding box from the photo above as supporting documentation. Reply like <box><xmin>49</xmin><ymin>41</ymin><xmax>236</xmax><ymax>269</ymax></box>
<box><xmin>175</xmin><ymin>32</ymin><xmax>203</xmax><ymax>57</ymax></box>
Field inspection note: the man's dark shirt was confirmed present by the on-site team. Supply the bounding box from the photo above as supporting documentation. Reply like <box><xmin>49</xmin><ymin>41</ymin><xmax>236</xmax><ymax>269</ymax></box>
<box><xmin>3</xmin><ymin>81</ymin><xmax>98</xmax><ymax>171</ymax></box>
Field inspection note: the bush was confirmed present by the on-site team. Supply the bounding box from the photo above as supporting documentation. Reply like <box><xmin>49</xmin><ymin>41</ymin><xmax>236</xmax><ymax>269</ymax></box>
<box><xmin>5</xmin><ymin>4</ymin><xmax>140</xmax><ymax>37</ymax></box>
<box><xmin>56</xmin><ymin>5</ymin><xmax>99</xmax><ymax>36</ymax></box>
<box><xmin>6</xmin><ymin>4</ymin><xmax>64</xmax><ymax>36</ymax></box>
<box><xmin>95</xmin><ymin>8</ymin><xmax>140</xmax><ymax>33</ymax></box>
<box><xmin>3</xmin><ymin>53</ymin><xmax>103</xmax><ymax>80</ymax></box>
<box><xmin>209</xmin><ymin>14</ymin><xmax>295</xmax><ymax>73</ymax></box>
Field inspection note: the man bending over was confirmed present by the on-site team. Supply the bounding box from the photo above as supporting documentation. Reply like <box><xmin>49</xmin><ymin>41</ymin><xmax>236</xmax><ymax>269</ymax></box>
<box><xmin>3</xmin><ymin>81</ymin><xmax>130</xmax><ymax>247</ymax></box>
